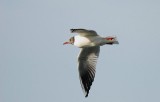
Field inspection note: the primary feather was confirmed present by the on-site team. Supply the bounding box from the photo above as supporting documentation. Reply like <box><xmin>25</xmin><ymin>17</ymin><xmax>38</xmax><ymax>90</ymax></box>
<box><xmin>78</xmin><ymin>46</ymin><xmax>100</xmax><ymax>97</ymax></box>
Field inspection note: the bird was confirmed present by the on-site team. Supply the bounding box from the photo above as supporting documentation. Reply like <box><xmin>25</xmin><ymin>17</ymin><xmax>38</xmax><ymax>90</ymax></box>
<box><xmin>63</xmin><ymin>29</ymin><xmax>119</xmax><ymax>97</ymax></box>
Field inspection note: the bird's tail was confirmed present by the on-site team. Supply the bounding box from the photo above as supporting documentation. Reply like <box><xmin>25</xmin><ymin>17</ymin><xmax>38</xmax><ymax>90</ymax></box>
<box><xmin>105</xmin><ymin>36</ymin><xmax>119</xmax><ymax>44</ymax></box>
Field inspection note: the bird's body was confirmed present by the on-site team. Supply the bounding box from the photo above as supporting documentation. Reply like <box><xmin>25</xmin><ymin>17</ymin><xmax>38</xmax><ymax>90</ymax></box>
<box><xmin>74</xmin><ymin>35</ymin><xmax>105</xmax><ymax>47</ymax></box>
<box><xmin>63</xmin><ymin>29</ymin><xmax>119</xmax><ymax>97</ymax></box>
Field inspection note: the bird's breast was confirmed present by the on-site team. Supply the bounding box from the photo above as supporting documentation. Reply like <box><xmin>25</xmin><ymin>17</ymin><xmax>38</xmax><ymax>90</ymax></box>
<box><xmin>74</xmin><ymin>35</ymin><xmax>104</xmax><ymax>48</ymax></box>
<box><xmin>74</xmin><ymin>35</ymin><xmax>92</xmax><ymax>47</ymax></box>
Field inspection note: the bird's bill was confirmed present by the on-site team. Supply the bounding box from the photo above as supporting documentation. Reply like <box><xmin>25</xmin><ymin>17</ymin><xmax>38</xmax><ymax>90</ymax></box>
<box><xmin>63</xmin><ymin>41</ymin><xmax>70</xmax><ymax>45</ymax></box>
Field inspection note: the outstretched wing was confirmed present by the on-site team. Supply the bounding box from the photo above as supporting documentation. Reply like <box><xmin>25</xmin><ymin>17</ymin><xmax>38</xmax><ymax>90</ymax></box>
<box><xmin>70</xmin><ymin>29</ymin><xmax>98</xmax><ymax>36</ymax></box>
<box><xmin>78</xmin><ymin>46</ymin><xmax>100</xmax><ymax>97</ymax></box>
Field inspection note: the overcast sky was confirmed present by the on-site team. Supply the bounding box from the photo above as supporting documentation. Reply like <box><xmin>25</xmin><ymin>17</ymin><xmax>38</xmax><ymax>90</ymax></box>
<box><xmin>1</xmin><ymin>0</ymin><xmax>160</xmax><ymax>102</ymax></box>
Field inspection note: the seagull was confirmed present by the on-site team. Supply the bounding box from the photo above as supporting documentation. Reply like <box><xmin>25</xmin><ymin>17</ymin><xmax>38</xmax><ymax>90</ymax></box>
<box><xmin>63</xmin><ymin>29</ymin><xmax>119</xmax><ymax>97</ymax></box>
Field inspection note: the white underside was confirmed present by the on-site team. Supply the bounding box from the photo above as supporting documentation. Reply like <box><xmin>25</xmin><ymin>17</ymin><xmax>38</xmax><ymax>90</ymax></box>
<box><xmin>74</xmin><ymin>35</ymin><xmax>91</xmax><ymax>47</ymax></box>
<box><xmin>74</xmin><ymin>35</ymin><xmax>106</xmax><ymax>48</ymax></box>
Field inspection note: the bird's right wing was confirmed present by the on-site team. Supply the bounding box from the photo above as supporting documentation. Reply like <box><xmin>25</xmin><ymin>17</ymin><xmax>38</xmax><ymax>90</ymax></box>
<box><xmin>78</xmin><ymin>46</ymin><xmax>100</xmax><ymax>97</ymax></box>
<box><xmin>70</xmin><ymin>29</ymin><xmax>98</xmax><ymax>36</ymax></box>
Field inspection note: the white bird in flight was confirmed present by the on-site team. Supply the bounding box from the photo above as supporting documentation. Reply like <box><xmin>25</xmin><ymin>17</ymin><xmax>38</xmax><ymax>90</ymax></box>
<box><xmin>63</xmin><ymin>29</ymin><xmax>119</xmax><ymax>97</ymax></box>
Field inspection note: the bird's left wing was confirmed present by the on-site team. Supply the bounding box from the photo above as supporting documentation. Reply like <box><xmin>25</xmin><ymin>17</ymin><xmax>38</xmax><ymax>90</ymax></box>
<box><xmin>78</xmin><ymin>46</ymin><xmax>100</xmax><ymax>97</ymax></box>
<box><xmin>70</xmin><ymin>29</ymin><xmax>98</xmax><ymax>36</ymax></box>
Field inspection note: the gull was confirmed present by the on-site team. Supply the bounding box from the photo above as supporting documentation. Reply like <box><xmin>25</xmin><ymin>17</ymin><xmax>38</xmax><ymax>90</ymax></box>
<box><xmin>63</xmin><ymin>29</ymin><xmax>119</xmax><ymax>97</ymax></box>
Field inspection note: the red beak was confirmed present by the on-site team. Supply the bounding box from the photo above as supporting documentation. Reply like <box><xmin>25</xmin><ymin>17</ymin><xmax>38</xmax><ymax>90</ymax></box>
<box><xmin>63</xmin><ymin>42</ymin><xmax>70</xmax><ymax>45</ymax></box>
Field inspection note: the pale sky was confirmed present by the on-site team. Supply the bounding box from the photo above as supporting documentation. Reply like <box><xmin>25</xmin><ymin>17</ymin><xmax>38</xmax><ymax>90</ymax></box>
<box><xmin>0</xmin><ymin>0</ymin><xmax>160</xmax><ymax>102</ymax></box>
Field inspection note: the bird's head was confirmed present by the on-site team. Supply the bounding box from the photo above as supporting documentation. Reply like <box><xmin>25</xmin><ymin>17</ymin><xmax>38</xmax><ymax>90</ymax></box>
<box><xmin>63</xmin><ymin>37</ymin><xmax>74</xmax><ymax>45</ymax></box>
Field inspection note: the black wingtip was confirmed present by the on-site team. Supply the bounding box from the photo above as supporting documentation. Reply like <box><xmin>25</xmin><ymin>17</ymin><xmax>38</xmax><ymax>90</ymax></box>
<box><xmin>70</xmin><ymin>29</ymin><xmax>75</xmax><ymax>33</ymax></box>
<box><xmin>70</xmin><ymin>28</ymin><xmax>86</xmax><ymax>33</ymax></box>
<box><xmin>85</xmin><ymin>94</ymin><xmax>88</xmax><ymax>98</ymax></box>
<box><xmin>85</xmin><ymin>91</ymin><xmax>89</xmax><ymax>98</ymax></box>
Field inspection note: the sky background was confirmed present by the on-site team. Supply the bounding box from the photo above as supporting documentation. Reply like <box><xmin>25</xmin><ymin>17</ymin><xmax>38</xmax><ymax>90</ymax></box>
<box><xmin>1</xmin><ymin>0</ymin><xmax>160</xmax><ymax>102</ymax></box>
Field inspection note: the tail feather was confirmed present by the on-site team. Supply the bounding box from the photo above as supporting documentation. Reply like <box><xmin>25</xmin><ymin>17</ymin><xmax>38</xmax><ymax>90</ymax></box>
<box><xmin>105</xmin><ymin>36</ymin><xmax>119</xmax><ymax>44</ymax></box>
<box><xmin>113</xmin><ymin>41</ymin><xmax>119</xmax><ymax>44</ymax></box>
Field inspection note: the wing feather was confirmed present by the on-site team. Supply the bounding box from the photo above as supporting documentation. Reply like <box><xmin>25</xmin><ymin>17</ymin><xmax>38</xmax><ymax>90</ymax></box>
<box><xmin>71</xmin><ymin>29</ymin><xmax>98</xmax><ymax>36</ymax></box>
<box><xmin>78</xmin><ymin>46</ymin><xmax>100</xmax><ymax>97</ymax></box>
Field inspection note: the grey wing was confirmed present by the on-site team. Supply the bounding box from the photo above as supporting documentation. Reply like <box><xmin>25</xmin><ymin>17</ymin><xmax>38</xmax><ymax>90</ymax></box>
<box><xmin>70</xmin><ymin>29</ymin><xmax>98</xmax><ymax>36</ymax></box>
<box><xmin>78</xmin><ymin>46</ymin><xmax>100</xmax><ymax>97</ymax></box>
